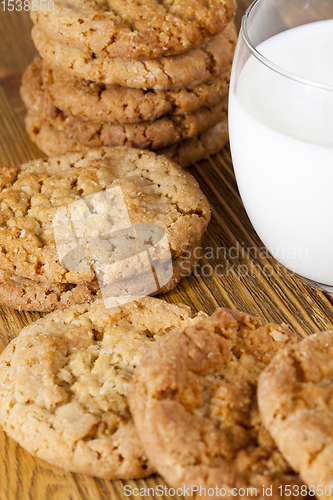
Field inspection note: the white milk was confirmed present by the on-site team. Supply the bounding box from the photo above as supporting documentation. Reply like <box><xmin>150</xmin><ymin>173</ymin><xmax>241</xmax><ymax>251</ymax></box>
<box><xmin>229</xmin><ymin>20</ymin><xmax>333</xmax><ymax>285</ymax></box>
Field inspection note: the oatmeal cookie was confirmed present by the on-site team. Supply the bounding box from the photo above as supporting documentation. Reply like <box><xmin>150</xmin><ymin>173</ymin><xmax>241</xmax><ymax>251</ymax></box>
<box><xmin>0</xmin><ymin>269</ymin><xmax>100</xmax><ymax>312</ymax></box>
<box><xmin>0</xmin><ymin>149</ymin><xmax>210</xmax><ymax>284</ymax></box>
<box><xmin>25</xmin><ymin>109</ymin><xmax>88</xmax><ymax>154</ymax></box>
<box><xmin>31</xmin><ymin>22</ymin><xmax>237</xmax><ymax>90</ymax></box>
<box><xmin>25</xmin><ymin>110</ymin><xmax>229</xmax><ymax>167</ymax></box>
<box><xmin>21</xmin><ymin>60</ymin><xmax>228</xmax><ymax>150</ymax></box>
<box><xmin>42</xmin><ymin>60</ymin><xmax>231</xmax><ymax>124</ymax></box>
<box><xmin>157</xmin><ymin>120</ymin><xmax>229</xmax><ymax>167</ymax></box>
<box><xmin>0</xmin><ymin>239</ymin><xmax>201</xmax><ymax>311</ymax></box>
<box><xmin>258</xmin><ymin>331</ymin><xmax>333</xmax><ymax>495</ymax></box>
<box><xmin>129</xmin><ymin>308</ymin><xmax>306</xmax><ymax>499</ymax></box>
<box><xmin>30</xmin><ymin>0</ymin><xmax>236</xmax><ymax>59</ymax></box>
<box><xmin>0</xmin><ymin>297</ymin><xmax>205</xmax><ymax>477</ymax></box>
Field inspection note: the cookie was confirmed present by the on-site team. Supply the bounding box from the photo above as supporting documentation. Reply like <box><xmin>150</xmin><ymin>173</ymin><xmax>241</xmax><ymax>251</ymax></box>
<box><xmin>0</xmin><ymin>269</ymin><xmax>100</xmax><ymax>312</ymax></box>
<box><xmin>158</xmin><ymin>120</ymin><xmax>229</xmax><ymax>167</ymax></box>
<box><xmin>0</xmin><ymin>297</ymin><xmax>206</xmax><ymax>477</ymax></box>
<box><xmin>25</xmin><ymin>109</ymin><xmax>87</xmax><ymax>155</ymax></box>
<box><xmin>21</xmin><ymin>55</ymin><xmax>228</xmax><ymax>150</ymax></box>
<box><xmin>258</xmin><ymin>331</ymin><xmax>333</xmax><ymax>493</ymax></box>
<box><xmin>25</xmin><ymin>110</ymin><xmax>229</xmax><ymax>167</ymax></box>
<box><xmin>23</xmin><ymin>71</ymin><xmax>228</xmax><ymax>150</ymax></box>
<box><xmin>0</xmin><ymin>238</ymin><xmax>200</xmax><ymax>312</ymax></box>
<box><xmin>0</xmin><ymin>149</ymin><xmax>210</xmax><ymax>285</ymax></box>
<box><xmin>42</xmin><ymin>59</ymin><xmax>231</xmax><ymax>124</ymax></box>
<box><xmin>129</xmin><ymin>308</ymin><xmax>306</xmax><ymax>499</ymax></box>
<box><xmin>30</xmin><ymin>0</ymin><xmax>236</xmax><ymax>59</ymax></box>
<box><xmin>31</xmin><ymin>22</ymin><xmax>237</xmax><ymax>90</ymax></box>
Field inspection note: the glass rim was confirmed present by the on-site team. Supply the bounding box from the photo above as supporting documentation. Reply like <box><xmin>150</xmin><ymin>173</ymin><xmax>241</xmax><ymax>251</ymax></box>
<box><xmin>241</xmin><ymin>0</ymin><xmax>333</xmax><ymax>92</ymax></box>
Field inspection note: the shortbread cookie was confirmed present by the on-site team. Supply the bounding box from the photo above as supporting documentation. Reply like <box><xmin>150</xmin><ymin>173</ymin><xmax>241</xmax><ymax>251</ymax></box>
<box><xmin>30</xmin><ymin>0</ymin><xmax>236</xmax><ymax>59</ymax></box>
<box><xmin>0</xmin><ymin>270</ymin><xmax>100</xmax><ymax>312</ymax></box>
<box><xmin>0</xmin><ymin>297</ymin><xmax>205</xmax><ymax>477</ymax></box>
<box><xmin>42</xmin><ymin>60</ymin><xmax>231</xmax><ymax>123</ymax></box>
<box><xmin>0</xmin><ymin>149</ymin><xmax>210</xmax><ymax>284</ymax></box>
<box><xmin>129</xmin><ymin>308</ymin><xmax>305</xmax><ymax>499</ymax></box>
<box><xmin>258</xmin><ymin>331</ymin><xmax>333</xmax><ymax>494</ymax></box>
<box><xmin>32</xmin><ymin>23</ymin><xmax>237</xmax><ymax>90</ymax></box>
<box><xmin>25</xmin><ymin>110</ymin><xmax>229</xmax><ymax>167</ymax></box>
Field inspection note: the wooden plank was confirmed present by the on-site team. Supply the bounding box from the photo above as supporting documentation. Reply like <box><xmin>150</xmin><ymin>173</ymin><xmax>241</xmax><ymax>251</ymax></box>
<box><xmin>0</xmin><ymin>10</ymin><xmax>36</xmax><ymax>79</ymax></box>
<box><xmin>1</xmin><ymin>2</ymin><xmax>333</xmax><ymax>499</ymax></box>
<box><xmin>0</xmin><ymin>83</ymin><xmax>42</xmax><ymax>165</ymax></box>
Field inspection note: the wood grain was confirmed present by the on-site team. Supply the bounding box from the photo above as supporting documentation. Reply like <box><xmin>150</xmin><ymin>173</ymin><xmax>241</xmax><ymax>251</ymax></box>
<box><xmin>1</xmin><ymin>3</ymin><xmax>333</xmax><ymax>499</ymax></box>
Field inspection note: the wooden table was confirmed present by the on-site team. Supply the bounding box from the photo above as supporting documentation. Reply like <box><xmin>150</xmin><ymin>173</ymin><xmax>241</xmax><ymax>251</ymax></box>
<box><xmin>1</xmin><ymin>2</ymin><xmax>333</xmax><ymax>498</ymax></box>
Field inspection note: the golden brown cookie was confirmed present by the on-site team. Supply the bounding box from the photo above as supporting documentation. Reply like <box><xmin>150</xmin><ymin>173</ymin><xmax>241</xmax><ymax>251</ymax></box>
<box><xmin>258</xmin><ymin>331</ymin><xmax>333</xmax><ymax>496</ymax></box>
<box><xmin>25</xmin><ymin>110</ymin><xmax>229</xmax><ymax>167</ymax></box>
<box><xmin>0</xmin><ymin>149</ymin><xmax>210</xmax><ymax>284</ymax></box>
<box><xmin>0</xmin><ymin>297</ymin><xmax>205</xmax><ymax>477</ymax></box>
<box><xmin>41</xmin><ymin>59</ymin><xmax>231</xmax><ymax>124</ymax></box>
<box><xmin>157</xmin><ymin>120</ymin><xmax>229</xmax><ymax>167</ymax></box>
<box><xmin>0</xmin><ymin>269</ymin><xmax>100</xmax><ymax>312</ymax></box>
<box><xmin>25</xmin><ymin>109</ymin><xmax>87</xmax><ymax>154</ymax></box>
<box><xmin>0</xmin><ymin>240</ymin><xmax>201</xmax><ymax>312</ymax></box>
<box><xmin>31</xmin><ymin>23</ymin><xmax>237</xmax><ymax>90</ymax></box>
<box><xmin>30</xmin><ymin>0</ymin><xmax>236</xmax><ymax>59</ymax></box>
<box><xmin>21</xmin><ymin>58</ymin><xmax>228</xmax><ymax>150</ymax></box>
<box><xmin>129</xmin><ymin>308</ymin><xmax>306</xmax><ymax>499</ymax></box>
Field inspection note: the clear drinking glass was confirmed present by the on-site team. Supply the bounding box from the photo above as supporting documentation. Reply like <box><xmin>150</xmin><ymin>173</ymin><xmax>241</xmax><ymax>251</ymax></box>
<box><xmin>228</xmin><ymin>0</ymin><xmax>333</xmax><ymax>291</ymax></box>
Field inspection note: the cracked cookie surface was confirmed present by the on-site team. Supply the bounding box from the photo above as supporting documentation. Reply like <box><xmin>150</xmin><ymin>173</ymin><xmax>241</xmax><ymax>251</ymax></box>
<box><xmin>30</xmin><ymin>0</ymin><xmax>236</xmax><ymax>59</ymax></box>
<box><xmin>0</xmin><ymin>269</ymin><xmax>100</xmax><ymax>312</ymax></box>
<box><xmin>0</xmin><ymin>297</ymin><xmax>205</xmax><ymax>477</ymax></box>
<box><xmin>40</xmin><ymin>58</ymin><xmax>232</xmax><ymax>124</ymax></box>
<box><xmin>21</xmin><ymin>60</ymin><xmax>228</xmax><ymax>150</ymax></box>
<box><xmin>31</xmin><ymin>22</ymin><xmax>237</xmax><ymax>90</ymax></box>
<box><xmin>25</xmin><ymin>110</ymin><xmax>229</xmax><ymax>167</ymax></box>
<box><xmin>258</xmin><ymin>331</ymin><xmax>333</xmax><ymax>494</ymax></box>
<box><xmin>129</xmin><ymin>308</ymin><xmax>306</xmax><ymax>499</ymax></box>
<box><xmin>0</xmin><ymin>148</ymin><xmax>210</xmax><ymax>283</ymax></box>
<box><xmin>157</xmin><ymin>120</ymin><xmax>229</xmax><ymax>168</ymax></box>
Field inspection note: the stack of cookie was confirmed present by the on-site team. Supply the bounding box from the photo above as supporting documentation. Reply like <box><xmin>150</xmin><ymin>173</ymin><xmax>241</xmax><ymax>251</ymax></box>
<box><xmin>21</xmin><ymin>0</ymin><xmax>237</xmax><ymax>167</ymax></box>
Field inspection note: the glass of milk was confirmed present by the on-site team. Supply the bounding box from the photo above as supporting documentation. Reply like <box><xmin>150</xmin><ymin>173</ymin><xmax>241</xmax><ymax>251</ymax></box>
<box><xmin>229</xmin><ymin>0</ymin><xmax>333</xmax><ymax>291</ymax></box>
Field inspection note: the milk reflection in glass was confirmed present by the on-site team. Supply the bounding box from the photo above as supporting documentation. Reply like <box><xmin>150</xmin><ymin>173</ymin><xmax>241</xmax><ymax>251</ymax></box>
<box><xmin>229</xmin><ymin>20</ymin><xmax>333</xmax><ymax>285</ymax></box>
